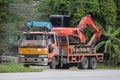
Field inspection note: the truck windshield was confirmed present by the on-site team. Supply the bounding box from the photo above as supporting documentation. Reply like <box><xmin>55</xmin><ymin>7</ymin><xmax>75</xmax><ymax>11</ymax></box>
<box><xmin>20</xmin><ymin>34</ymin><xmax>46</xmax><ymax>48</ymax></box>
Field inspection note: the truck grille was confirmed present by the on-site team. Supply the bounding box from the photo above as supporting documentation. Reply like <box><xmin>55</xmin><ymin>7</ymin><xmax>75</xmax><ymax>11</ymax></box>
<box><xmin>23</xmin><ymin>54</ymin><xmax>39</xmax><ymax>58</ymax></box>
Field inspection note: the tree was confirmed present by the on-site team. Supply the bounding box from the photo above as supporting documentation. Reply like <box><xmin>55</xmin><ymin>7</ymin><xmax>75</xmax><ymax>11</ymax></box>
<box><xmin>96</xmin><ymin>23</ymin><xmax>120</xmax><ymax>65</ymax></box>
<box><xmin>0</xmin><ymin>0</ymin><xmax>9</xmax><ymax>54</ymax></box>
<box><xmin>9</xmin><ymin>0</ymin><xmax>33</xmax><ymax>4</ymax></box>
<box><xmin>114</xmin><ymin>0</ymin><xmax>120</xmax><ymax>31</ymax></box>
<box><xmin>0</xmin><ymin>0</ymin><xmax>34</xmax><ymax>55</ymax></box>
<box><xmin>98</xmin><ymin>0</ymin><xmax>117</xmax><ymax>26</ymax></box>
<box><xmin>0</xmin><ymin>0</ymin><xmax>9</xmax><ymax>22</ymax></box>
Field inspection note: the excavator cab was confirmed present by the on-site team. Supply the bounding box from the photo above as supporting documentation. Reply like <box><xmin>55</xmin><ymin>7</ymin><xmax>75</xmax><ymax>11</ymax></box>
<box><xmin>50</xmin><ymin>15</ymin><xmax>70</xmax><ymax>27</ymax></box>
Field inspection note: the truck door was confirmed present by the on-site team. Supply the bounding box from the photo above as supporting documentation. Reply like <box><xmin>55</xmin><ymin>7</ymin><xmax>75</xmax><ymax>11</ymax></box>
<box><xmin>48</xmin><ymin>34</ymin><xmax>54</xmax><ymax>53</ymax></box>
<box><xmin>60</xmin><ymin>35</ymin><xmax>69</xmax><ymax>56</ymax></box>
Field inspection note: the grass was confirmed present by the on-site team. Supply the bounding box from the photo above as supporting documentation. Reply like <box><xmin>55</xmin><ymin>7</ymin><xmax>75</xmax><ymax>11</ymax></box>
<box><xmin>0</xmin><ymin>63</ymin><xmax>42</xmax><ymax>73</ymax></box>
<box><xmin>97</xmin><ymin>63</ymin><xmax>120</xmax><ymax>69</ymax></box>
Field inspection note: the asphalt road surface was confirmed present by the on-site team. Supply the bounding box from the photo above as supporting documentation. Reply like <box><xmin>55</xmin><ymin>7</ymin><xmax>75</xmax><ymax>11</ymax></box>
<box><xmin>0</xmin><ymin>69</ymin><xmax>120</xmax><ymax>80</ymax></box>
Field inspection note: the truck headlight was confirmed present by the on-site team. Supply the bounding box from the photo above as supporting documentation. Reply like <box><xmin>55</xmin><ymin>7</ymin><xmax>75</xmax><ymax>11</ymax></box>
<box><xmin>38</xmin><ymin>49</ymin><xmax>41</xmax><ymax>51</ymax></box>
<box><xmin>19</xmin><ymin>51</ymin><xmax>22</xmax><ymax>54</ymax></box>
<box><xmin>19</xmin><ymin>55</ymin><xmax>25</xmax><ymax>58</ymax></box>
<box><xmin>39</xmin><ymin>55</ymin><xmax>47</xmax><ymax>57</ymax></box>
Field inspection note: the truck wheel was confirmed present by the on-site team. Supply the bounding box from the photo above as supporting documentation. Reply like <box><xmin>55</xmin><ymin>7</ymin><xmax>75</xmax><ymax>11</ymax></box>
<box><xmin>56</xmin><ymin>62</ymin><xmax>63</xmax><ymax>69</ymax></box>
<box><xmin>88</xmin><ymin>57</ymin><xmax>97</xmax><ymax>69</ymax></box>
<box><xmin>24</xmin><ymin>64</ymin><xmax>30</xmax><ymax>68</ymax></box>
<box><xmin>56</xmin><ymin>56</ymin><xmax>63</xmax><ymax>69</ymax></box>
<box><xmin>49</xmin><ymin>57</ymin><xmax>56</xmax><ymax>69</ymax></box>
<box><xmin>78</xmin><ymin>57</ymin><xmax>88</xmax><ymax>69</ymax></box>
<box><xmin>62</xmin><ymin>64</ymin><xmax>70</xmax><ymax>69</ymax></box>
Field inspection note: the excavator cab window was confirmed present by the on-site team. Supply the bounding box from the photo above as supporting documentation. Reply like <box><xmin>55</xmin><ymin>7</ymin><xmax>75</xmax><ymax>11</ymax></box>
<box><xmin>73</xmin><ymin>30</ymin><xmax>78</xmax><ymax>35</ymax></box>
<box><xmin>50</xmin><ymin>15</ymin><xmax>70</xmax><ymax>27</ymax></box>
<box><xmin>60</xmin><ymin>36</ymin><xmax>67</xmax><ymax>44</ymax></box>
<box><xmin>68</xmin><ymin>35</ymin><xmax>80</xmax><ymax>45</ymax></box>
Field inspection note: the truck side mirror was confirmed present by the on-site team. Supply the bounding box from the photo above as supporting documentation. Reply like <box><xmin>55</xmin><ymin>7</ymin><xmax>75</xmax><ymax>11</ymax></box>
<box><xmin>17</xmin><ymin>36</ymin><xmax>20</xmax><ymax>40</ymax></box>
<box><xmin>48</xmin><ymin>39</ymin><xmax>52</xmax><ymax>45</ymax></box>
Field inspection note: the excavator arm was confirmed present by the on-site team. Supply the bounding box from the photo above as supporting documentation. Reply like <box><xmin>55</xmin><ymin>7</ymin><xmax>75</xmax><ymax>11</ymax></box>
<box><xmin>77</xmin><ymin>15</ymin><xmax>102</xmax><ymax>45</ymax></box>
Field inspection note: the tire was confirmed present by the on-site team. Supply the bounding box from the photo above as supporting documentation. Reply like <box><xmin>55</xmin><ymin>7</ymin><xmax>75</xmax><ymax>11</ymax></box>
<box><xmin>78</xmin><ymin>57</ymin><xmax>88</xmax><ymax>69</ymax></box>
<box><xmin>56</xmin><ymin>61</ymin><xmax>63</xmax><ymax>69</ymax></box>
<box><xmin>88</xmin><ymin>57</ymin><xmax>97</xmax><ymax>69</ymax></box>
<box><xmin>49</xmin><ymin>57</ymin><xmax>57</xmax><ymax>69</ymax></box>
<box><xmin>56</xmin><ymin>56</ymin><xmax>64</xmax><ymax>69</ymax></box>
<box><xmin>24</xmin><ymin>64</ymin><xmax>30</xmax><ymax>68</ymax></box>
<box><xmin>62</xmin><ymin>64</ymin><xmax>70</xmax><ymax>69</ymax></box>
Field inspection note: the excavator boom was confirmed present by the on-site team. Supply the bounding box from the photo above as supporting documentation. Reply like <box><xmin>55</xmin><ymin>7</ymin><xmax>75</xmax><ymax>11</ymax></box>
<box><xmin>77</xmin><ymin>15</ymin><xmax>102</xmax><ymax>45</ymax></box>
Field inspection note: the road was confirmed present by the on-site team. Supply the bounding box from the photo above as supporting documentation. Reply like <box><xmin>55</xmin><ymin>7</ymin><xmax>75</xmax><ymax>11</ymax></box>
<box><xmin>0</xmin><ymin>69</ymin><xmax>120</xmax><ymax>80</ymax></box>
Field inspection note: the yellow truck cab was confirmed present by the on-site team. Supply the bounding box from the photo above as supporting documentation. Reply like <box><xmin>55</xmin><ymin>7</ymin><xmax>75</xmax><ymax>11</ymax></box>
<box><xmin>18</xmin><ymin>21</ymin><xmax>60</xmax><ymax>67</ymax></box>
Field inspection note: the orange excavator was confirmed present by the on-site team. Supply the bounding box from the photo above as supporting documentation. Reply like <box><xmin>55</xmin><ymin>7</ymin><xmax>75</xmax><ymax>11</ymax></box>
<box><xmin>52</xmin><ymin>15</ymin><xmax>101</xmax><ymax>45</ymax></box>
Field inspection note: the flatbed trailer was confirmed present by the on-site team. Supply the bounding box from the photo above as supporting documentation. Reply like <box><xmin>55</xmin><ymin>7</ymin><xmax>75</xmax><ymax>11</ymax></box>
<box><xmin>50</xmin><ymin>34</ymin><xmax>104</xmax><ymax>69</ymax></box>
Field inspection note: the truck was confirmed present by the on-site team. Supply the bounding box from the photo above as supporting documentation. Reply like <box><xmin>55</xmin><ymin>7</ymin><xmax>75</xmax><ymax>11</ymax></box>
<box><xmin>18</xmin><ymin>15</ymin><xmax>103</xmax><ymax>69</ymax></box>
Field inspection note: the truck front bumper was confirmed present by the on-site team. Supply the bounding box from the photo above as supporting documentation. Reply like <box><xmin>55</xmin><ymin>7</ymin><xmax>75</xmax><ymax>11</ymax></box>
<box><xmin>18</xmin><ymin>57</ymin><xmax>48</xmax><ymax>66</ymax></box>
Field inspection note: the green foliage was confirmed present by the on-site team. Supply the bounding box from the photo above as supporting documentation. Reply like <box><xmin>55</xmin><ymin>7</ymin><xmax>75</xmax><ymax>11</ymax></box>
<box><xmin>35</xmin><ymin>1</ymin><xmax>60</xmax><ymax>21</ymax></box>
<box><xmin>97</xmin><ymin>63</ymin><xmax>120</xmax><ymax>69</ymax></box>
<box><xmin>96</xmin><ymin>23</ymin><xmax>120</xmax><ymax>65</ymax></box>
<box><xmin>0</xmin><ymin>0</ymin><xmax>9</xmax><ymax>22</ymax></box>
<box><xmin>9</xmin><ymin>0</ymin><xmax>33</xmax><ymax>4</ymax></box>
<box><xmin>99</xmin><ymin>0</ymin><xmax>117</xmax><ymax>25</ymax></box>
<box><xmin>0</xmin><ymin>0</ymin><xmax>9</xmax><ymax>53</ymax></box>
<box><xmin>85</xmin><ymin>0</ymin><xmax>100</xmax><ymax>14</ymax></box>
<box><xmin>0</xmin><ymin>0</ymin><xmax>34</xmax><ymax>54</ymax></box>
